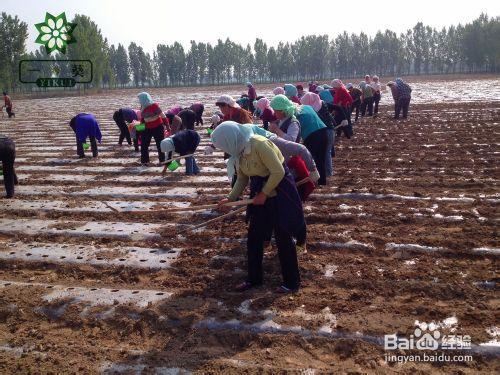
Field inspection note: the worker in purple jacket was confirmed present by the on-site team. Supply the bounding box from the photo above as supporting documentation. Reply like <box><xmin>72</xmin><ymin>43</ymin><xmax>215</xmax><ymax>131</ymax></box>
<box><xmin>69</xmin><ymin>113</ymin><xmax>102</xmax><ymax>158</ymax></box>
<box><xmin>113</xmin><ymin>107</ymin><xmax>137</xmax><ymax>146</ymax></box>
<box><xmin>189</xmin><ymin>103</ymin><xmax>205</xmax><ymax>126</ymax></box>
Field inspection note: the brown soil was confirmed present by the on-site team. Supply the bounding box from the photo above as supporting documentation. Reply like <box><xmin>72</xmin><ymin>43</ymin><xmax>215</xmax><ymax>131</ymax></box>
<box><xmin>0</xmin><ymin>82</ymin><xmax>499</xmax><ymax>373</ymax></box>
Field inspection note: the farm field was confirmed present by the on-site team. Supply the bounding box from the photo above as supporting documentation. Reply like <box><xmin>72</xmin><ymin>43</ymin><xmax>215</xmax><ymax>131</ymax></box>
<box><xmin>0</xmin><ymin>76</ymin><xmax>499</xmax><ymax>374</ymax></box>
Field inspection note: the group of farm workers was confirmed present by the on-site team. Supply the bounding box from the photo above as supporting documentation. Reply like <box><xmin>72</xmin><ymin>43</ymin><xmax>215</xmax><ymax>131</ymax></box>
<box><xmin>0</xmin><ymin>77</ymin><xmax>412</xmax><ymax>295</ymax></box>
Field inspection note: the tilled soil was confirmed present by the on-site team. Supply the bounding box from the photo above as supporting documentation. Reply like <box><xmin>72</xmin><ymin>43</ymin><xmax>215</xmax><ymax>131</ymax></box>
<box><xmin>0</xmin><ymin>81</ymin><xmax>499</xmax><ymax>374</ymax></box>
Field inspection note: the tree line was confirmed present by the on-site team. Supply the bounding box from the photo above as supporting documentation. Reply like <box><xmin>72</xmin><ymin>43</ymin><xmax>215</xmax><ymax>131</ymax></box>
<box><xmin>0</xmin><ymin>12</ymin><xmax>498</xmax><ymax>92</ymax></box>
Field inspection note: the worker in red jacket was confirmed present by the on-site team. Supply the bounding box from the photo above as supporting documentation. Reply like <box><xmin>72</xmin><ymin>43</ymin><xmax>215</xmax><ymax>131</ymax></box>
<box><xmin>331</xmin><ymin>79</ymin><xmax>353</xmax><ymax>126</ymax></box>
<box><xmin>138</xmin><ymin>92</ymin><xmax>169</xmax><ymax>165</ymax></box>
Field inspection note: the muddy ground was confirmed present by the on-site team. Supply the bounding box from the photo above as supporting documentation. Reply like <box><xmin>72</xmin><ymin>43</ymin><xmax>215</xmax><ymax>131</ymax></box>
<box><xmin>0</xmin><ymin>78</ymin><xmax>499</xmax><ymax>374</ymax></box>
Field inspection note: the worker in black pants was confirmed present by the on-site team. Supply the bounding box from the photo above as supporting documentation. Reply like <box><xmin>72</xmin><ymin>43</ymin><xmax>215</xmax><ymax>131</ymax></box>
<box><xmin>141</xmin><ymin>125</ymin><xmax>165</xmax><ymax>164</ymax></box>
<box><xmin>112</xmin><ymin>108</ymin><xmax>136</xmax><ymax>146</ymax></box>
<box><xmin>0</xmin><ymin>135</ymin><xmax>18</xmax><ymax>198</ymax></box>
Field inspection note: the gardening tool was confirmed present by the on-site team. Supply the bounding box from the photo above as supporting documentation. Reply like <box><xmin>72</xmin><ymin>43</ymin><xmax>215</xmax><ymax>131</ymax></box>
<box><xmin>103</xmin><ymin>201</ymin><xmax>120</xmax><ymax>213</ymax></box>
<box><xmin>177</xmin><ymin>206</ymin><xmax>246</xmax><ymax>234</ymax></box>
<box><xmin>296</xmin><ymin>177</ymin><xmax>311</xmax><ymax>187</ymax></box>
<box><xmin>128</xmin><ymin>199</ymin><xmax>253</xmax><ymax>214</ymax></box>
<box><xmin>160</xmin><ymin>199</ymin><xmax>253</xmax><ymax>213</ymax></box>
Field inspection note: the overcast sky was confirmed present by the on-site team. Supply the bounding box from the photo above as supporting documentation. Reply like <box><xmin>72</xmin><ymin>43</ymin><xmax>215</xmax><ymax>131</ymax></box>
<box><xmin>3</xmin><ymin>0</ymin><xmax>499</xmax><ymax>54</ymax></box>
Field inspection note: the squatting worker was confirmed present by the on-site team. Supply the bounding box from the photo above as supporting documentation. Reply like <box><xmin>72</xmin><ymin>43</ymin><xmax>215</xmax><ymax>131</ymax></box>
<box><xmin>213</xmin><ymin>122</ymin><xmax>304</xmax><ymax>294</ymax></box>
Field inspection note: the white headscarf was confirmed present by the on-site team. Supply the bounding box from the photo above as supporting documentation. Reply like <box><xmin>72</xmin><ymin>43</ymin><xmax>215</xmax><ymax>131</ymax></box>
<box><xmin>160</xmin><ymin>138</ymin><xmax>175</xmax><ymax>154</ymax></box>
<box><xmin>211</xmin><ymin>121</ymin><xmax>254</xmax><ymax>181</ymax></box>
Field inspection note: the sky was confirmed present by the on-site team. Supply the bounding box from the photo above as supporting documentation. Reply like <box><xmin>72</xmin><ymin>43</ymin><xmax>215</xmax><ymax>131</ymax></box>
<box><xmin>3</xmin><ymin>0</ymin><xmax>500</xmax><ymax>54</ymax></box>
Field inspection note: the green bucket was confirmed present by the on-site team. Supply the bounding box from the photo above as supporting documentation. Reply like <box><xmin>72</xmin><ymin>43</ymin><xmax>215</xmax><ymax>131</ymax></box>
<box><xmin>206</xmin><ymin>128</ymin><xmax>213</xmax><ymax>135</ymax></box>
<box><xmin>83</xmin><ymin>143</ymin><xmax>90</xmax><ymax>150</ymax></box>
<box><xmin>167</xmin><ymin>160</ymin><xmax>179</xmax><ymax>171</ymax></box>
<box><xmin>135</xmin><ymin>123</ymin><xmax>145</xmax><ymax>132</ymax></box>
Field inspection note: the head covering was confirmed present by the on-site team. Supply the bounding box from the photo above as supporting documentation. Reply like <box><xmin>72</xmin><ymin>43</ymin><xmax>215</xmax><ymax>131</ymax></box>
<box><xmin>395</xmin><ymin>78</ymin><xmax>404</xmax><ymax>85</ymax></box>
<box><xmin>322</xmin><ymin>84</ymin><xmax>333</xmax><ymax>89</ymax></box>
<box><xmin>211</xmin><ymin>114</ymin><xmax>221</xmax><ymax>125</ymax></box>
<box><xmin>138</xmin><ymin>92</ymin><xmax>154</xmax><ymax>110</ymax></box>
<box><xmin>270</xmin><ymin>94</ymin><xmax>298</xmax><ymax>118</ymax></box>
<box><xmin>246</xmin><ymin>81</ymin><xmax>252</xmax><ymax>87</ymax></box>
<box><xmin>256</xmin><ymin>97</ymin><xmax>271</xmax><ymax>112</ymax></box>
<box><xmin>359</xmin><ymin>82</ymin><xmax>367</xmax><ymax>90</ymax></box>
<box><xmin>178</xmin><ymin>109</ymin><xmax>196</xmax><ymax>130</ymax></box>
<box><xmin>211</xmin><ymin>121</ymin><xmax>254</xmax><ymax>180</ymax></box>
<box><xmin>216</xmin><ymin>94</ymin><xmax>240</xmax><ymax>108</ymax></box>
<box><xmin>284</xmin><ymin>84</ymin><xmax>298</xmax><ymax>98</ymax></box>
<box><xmin>300</xmin><ymin>92</ymin><xmax>322</xmax><ymax>112</ymax></box>
<box><xmin>331</xmin><ymin>79</ymin><xmax>343</xmax><ymax>88</ymax></box>
<box><xmin>315</xmin><ymin>85</ymin><xmax>324</xmax><ymax>92</ymax></box>
<box><xmin>135</xmin><ymin>109</ymin><xmax>143</xmax><ymax>121</ymax></box>
<box><xmin>160</xmin><ymin>138</ymin><xmax>175</xmax><ymax>154</ymax></box>
<box><xmin>373</xmin><ymin>75</ymin><xmax>379</xmax><ymax>81</ymax></box>
<box><xmin>365</xmin><ymin>75</ymin><xmax>371</xmax><ymax>80</ymax></box>
<box><xmin>242</xmin><ymin>124</ymin><xmax>276</xmax><ymax>139</ymax></box>
<box><xmin>296</xmin><ymin>84</ymin><xmax>304</xmax><ymax>91</ymax></box>
<box><xmin>273</xmin><ymin>87</ymin><xmax>285</xmax><ymax>95</ymax></box>
<box><xmin>345</xmin><ymin>83</ymin><xmax>353</xmax><ymax>90</ymax></box>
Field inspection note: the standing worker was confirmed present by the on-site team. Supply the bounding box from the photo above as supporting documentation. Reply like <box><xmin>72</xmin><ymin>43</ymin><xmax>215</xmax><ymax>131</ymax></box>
<box><xmin>2</xmin><ymin>92</ymin><xmax>15</xmax><ymax>118</ymax></box>
<box><xmin>138</xmin><ymin>92</ymin><xmax>169</xmax><ymax>165</ymax></box>
<box><xmin>0</xmin><ymin>135</ymin><xmax>18</xmax><ymax>198</ymax></box>
<box><xmin>247</xmin><ymin>82</ymin><xmax>257</xmax><ymax>113</ymax></box>
<box><xmin>213</xmin><ymin>122</ymin><xmax>304</xmax><ymax>293</ymax></box>
<box><xmin>371</xmin><ymin>75</ymin><xmax>382</xmax><ymax>115</ymax></box>
<box><xmin>395</xmin><ymin>78</ymin><xmax>412</xmax><ymax>119</ymax></box>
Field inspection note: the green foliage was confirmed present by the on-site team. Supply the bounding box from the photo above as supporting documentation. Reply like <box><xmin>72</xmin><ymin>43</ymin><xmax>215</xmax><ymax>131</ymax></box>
<box><xmin>0</xmin><ymin>12</ymin><xmax>28</xmax><ymax>92</ymax></box>
<box><xmin>1</xmin><ymin>12</ymin><xmax>499</xmax><ymax>92</ymax></box>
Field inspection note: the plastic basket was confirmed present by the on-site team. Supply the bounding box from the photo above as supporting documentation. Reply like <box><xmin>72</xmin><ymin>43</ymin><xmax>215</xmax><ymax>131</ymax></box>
<box><xmin>83</xmin><ymin>143</ymin><xmax>90</xmax><ymax>150</ymax></box>
<box><xmin>135</xmin><ymin>123</ymin><xmax>145</xmax><ymax>132</ymax></box>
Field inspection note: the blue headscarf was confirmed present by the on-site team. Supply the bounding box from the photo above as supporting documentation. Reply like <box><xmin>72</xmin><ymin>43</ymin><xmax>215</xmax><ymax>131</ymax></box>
<box><xmin>284</xmin><ymin>84</ymin><xmax>298</xmax><ymax>98</ymax></box>
<box><xmin>138</xmin><ymin>92</ymin><xmax>154</xmax><ymax>110</ymax></box>
<box><xmin>395</xmin><ymin>78</ymin><xmax>405</xmax><ymax>89</ymax></box>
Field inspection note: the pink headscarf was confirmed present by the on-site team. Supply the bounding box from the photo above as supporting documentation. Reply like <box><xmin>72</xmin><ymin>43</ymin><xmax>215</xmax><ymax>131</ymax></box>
<box><xmin>300</xmin><ymin>92</ymin><xmax>322</xmax><ymax>112</ymax></box>
<box><xmin>135</xmin><ymin>109</ymin><xmax>142</xmax><ymax>121</ymax></box>
<box><xmin>272</xmin><ymin>87</ymin><xmax>285</xmax><ymax>95</ymax></box>
<box><xmin>331</xmin><ymin>79</ymin><xmax>343</xmax><ymax>88</ymax></box>
<box><xmin>256</xmin><ymin>97</ymin><xmax>271</xmax><ymax>112</ymax></box>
